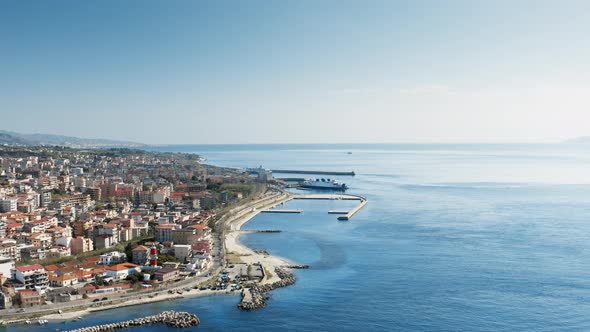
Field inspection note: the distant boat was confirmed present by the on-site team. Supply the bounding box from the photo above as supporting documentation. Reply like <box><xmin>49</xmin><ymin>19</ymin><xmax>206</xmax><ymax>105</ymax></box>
<box><xmin>301</xmin><ymin>178</ymin><xmax>347</xmax><ymax>190</ymax></box>
<box><xmin>347</xmin><ymin>152</ymin><xmax>352</xmax><ymax>154</ymax></box>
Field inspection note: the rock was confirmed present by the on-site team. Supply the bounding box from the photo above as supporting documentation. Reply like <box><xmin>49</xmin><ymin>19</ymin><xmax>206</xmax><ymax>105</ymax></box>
<box><xmin>65</xmin><ymin>311</ymin><xmax>200</xmax><ymax>332</ymax></box>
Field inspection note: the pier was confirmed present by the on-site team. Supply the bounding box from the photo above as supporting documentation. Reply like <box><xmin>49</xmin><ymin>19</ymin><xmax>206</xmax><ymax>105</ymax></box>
<box><xmin>337</xmin><ymin>197</ymin><xmax>368</xmax><ymax>221</ymax></box>
<box><xmin>328</xmin><ymin>210</ymin><xmax>349</xmax><ymax>214</ymax></box>
<box><xmin>271</xmin><ymin>169</ymin><xmax>355</xmax><ymax>176</ymax></box>
<box><xmin>261</xmin><ymin>209</ymin><xmax>303</xmax><ymax>214</ymax></box>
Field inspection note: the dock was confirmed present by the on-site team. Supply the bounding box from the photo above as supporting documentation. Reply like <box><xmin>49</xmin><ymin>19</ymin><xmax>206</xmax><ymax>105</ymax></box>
<box><xmin>291</xmin><ymin>193</ymin><xmax>368</xmax><ymax>221</ymax></box>
<box><xmin>293</xmin><ymin>194</ymin><xmax>362</xmax><ymax>201</ymax></box>
<box><xmin>260</xmin><ymin>209</ymin><xmax>303</xmax><ymax>214</ymax></box>
<box><xmin>271</xmin><ymin>169</ymin><xmax>355</xmax><ymax>176</ymax></box>
<box><xmin>337</xmin><ymin>198</ymin><xmax>368</xmax><ymax>221</ymax></box>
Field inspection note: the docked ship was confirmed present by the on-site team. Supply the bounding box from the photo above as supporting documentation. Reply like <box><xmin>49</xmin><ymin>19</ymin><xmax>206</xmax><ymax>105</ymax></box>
<box><xmin>301</xmin><ymin>178</ymin><xmax>348</xmax><ymax>190</ymax></box>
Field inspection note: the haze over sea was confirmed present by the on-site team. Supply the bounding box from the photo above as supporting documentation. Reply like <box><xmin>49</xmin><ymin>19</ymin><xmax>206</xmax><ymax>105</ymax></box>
<box><xmin>16</xmin><ymin>143</ymin><xmax>590</xmax><ymax>332</ymax></box>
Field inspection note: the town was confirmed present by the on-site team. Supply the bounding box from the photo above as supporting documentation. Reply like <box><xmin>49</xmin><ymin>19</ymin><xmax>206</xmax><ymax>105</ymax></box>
<box><xmin>0</xmin><ymin>145</ymin><xmax>267</xmax><ymax>313</ymax></box>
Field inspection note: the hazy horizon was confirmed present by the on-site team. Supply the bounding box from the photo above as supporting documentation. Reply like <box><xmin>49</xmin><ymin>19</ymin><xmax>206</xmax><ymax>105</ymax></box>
<box><xmin>3</xmin><ymin>1</ymin><xmax>590</xmax><ymax>144</ymax></box>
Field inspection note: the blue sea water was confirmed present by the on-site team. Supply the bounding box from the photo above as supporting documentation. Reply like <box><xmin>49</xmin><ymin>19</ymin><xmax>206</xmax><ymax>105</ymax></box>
<box><xmin>14</xmin><ymin>143</ymin><xmax>590</xmax><ymax>331</ymax></box>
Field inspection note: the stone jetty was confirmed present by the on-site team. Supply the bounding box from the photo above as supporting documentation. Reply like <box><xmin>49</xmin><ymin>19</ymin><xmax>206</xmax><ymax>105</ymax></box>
<box><xmin>66</xmin><ymin>310</ymin><xmax>199</xmax><ymax>332</ymax></box>
<box><xmin>239</xmin><ymin>267</ymin><xmax>296</xmax><ymax>310</ymax></box>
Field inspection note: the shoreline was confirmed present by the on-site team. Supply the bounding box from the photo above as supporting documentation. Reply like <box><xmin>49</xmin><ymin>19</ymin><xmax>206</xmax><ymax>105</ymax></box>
<box><xmin>6</xmin><ymin>191</ymin><xmax>294</xmax><ymax>324</ymax></box>
<box><xmin>6</xmin><ymin>190</ymin><xmax>364</xmax><ymax>325</ymax></box>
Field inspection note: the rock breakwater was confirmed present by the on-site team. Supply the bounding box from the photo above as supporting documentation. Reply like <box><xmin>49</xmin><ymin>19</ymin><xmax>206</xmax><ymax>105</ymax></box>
<box><xmin>66</xmin><ymin>310</ymin><xmax>199</xmax><ymax>332</ymax></box>
<box><xmin>239</xmin><ymin>267</ymin><xmax>296</xmax><ymax>310</ymax></box>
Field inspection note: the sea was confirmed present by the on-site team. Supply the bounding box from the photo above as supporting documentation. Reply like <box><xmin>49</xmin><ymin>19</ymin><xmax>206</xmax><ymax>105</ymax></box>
<box><xmin>12</xmin><ymin>143</ymin><xmax>590</xmax><ymax>331</ymax></box>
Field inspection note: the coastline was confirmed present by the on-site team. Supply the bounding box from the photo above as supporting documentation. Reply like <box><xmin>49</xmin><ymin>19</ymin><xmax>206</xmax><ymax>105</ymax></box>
<box><xmin>9</xmin><ymin>191</ymin><xmax>295</xmax><ymax>324</ymax></box>
<box><xmin>7</xmin><ymin>190</ymin><xmax>365</xmax><ymax>324</ymax></box>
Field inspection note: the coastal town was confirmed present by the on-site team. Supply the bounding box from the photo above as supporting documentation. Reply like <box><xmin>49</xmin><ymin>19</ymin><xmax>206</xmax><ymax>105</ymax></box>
<box><xmin>0</xmin><ymin>145</ymin><xmax>276</xmax><ymax>320</ymax></box>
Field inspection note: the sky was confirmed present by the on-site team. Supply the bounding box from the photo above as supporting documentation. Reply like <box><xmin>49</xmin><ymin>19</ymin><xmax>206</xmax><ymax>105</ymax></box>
<box><xmin>2</xmin><ymin>0</ymin><xmax>590</xmax><ymax>144</ymax></box>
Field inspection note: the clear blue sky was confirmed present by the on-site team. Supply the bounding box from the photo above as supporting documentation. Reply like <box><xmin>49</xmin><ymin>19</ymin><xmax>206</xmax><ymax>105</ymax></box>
<box><xmin>1</xmin><ymin>0</ymin><xmax>590</xmax><ymax>144</ymax></box>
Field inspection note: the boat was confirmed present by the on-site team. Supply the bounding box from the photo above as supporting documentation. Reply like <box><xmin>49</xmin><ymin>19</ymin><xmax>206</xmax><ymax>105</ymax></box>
<box><xmin>301</xmin><ymin>178</ymin><xmax>347</xmax><ymax>190</ymax></box>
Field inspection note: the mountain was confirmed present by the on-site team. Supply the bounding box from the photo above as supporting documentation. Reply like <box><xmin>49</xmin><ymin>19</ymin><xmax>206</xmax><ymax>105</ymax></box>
<box><xmin>0</xmin><ymin>130</ymin><xmax>144</xmax><ymax>148</ymax></box>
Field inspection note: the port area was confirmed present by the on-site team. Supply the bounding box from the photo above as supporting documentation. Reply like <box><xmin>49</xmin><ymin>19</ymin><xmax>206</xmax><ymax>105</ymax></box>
<box><xmin>248</xmin><ymin>193</ymin><xmax>368</xmax><ymax>221</ymax></box>
<box><xmin>292</xmin><ymin>194</ymin><xmax>368</xmax><ymax>220</ymax></box>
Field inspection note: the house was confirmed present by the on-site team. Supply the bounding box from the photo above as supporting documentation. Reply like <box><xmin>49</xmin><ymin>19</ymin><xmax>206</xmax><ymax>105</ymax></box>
<box><xmin>48</xmin><ymin>273</ymin><xmax>78</xmax><ymax>288</ymax></box>
<box><xmin>18</xmin><ymin>289</ymin><xmax>44</xmax><ymax>307</ymax></box>
<box><xmin>46</xmin><ymin>287</ymin><xmax>75</xmax><ymax>303</ymax></box>
<box><xmin>105</xmin><ymin>263</ymin><xmax>140</xmax><ymax>280</ymax></box>
<box><xmin>98</xmin><ymin>251</ymin><xmax>127</xmax><ymax>265</ymax></box>
<box><xmin>0</xmin><ymin>290</ymin><xmax>12</xmax><ymax>309</ymax></box>
<box><xmin>131</xmin><ymin>245</ymin><xmax>149</xmax><ymax>265</ymax></box>
<box><xmin>153</xmin><ymin>268</ymin><xmax>179</xmax><ymax>282</ymax></box>
<box><xmin>15</xmin><ymin>264</ymin><xmax>48</xmax><ymax>289</ymax></box>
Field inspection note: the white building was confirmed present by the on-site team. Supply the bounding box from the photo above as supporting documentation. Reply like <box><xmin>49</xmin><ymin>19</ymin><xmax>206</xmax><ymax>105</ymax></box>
<box><xmin>105</xmin><ymin>263</ymin><xmax>140</xmax><ymax>280</ymax></box>
<box><xmin>72</xmin><ymin>167</ymin><xmax>84</xmax><ymax>176</ymax></box>
<box><xmin>98</xmin><ymin>252</ymin><xmax>128</xmax><ymax>265</ymax></box>
<box><xmin>0</xmin><ymin>198</ymin><xmax>17</xmax><ymax>212</ymax></box>
<box><xmin>173</xmin><ymin>244</ymin><xmax>192</xmax><ymax>262</ymax></box>
<box><xmin>0</xmin><ymin>256</ymin><xmax>15</xmax><ymax>280</ymax></box>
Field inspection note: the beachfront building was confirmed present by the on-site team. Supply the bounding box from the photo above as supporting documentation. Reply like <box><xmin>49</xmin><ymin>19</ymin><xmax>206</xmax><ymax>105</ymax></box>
<box><xmin>154</xmin><ymin>268</ymin><xmax>179</xmax><ymax>282</ymax></box>
<box><xmin>0</xmin><ymin>291</ymin><xmax>12</xmax><ymax>309</ymax></box>
<box><xmin>15</xmin><ymin>264</ymin><xmax>48</xmax><ymax>289</ymax></box>
<box><xmin>18</xmin><ymin>289</ymin><xmax>44</xmax><ymax>307</ymax></box>
<box><xmin>105</xmin><ymin>263</ymin><xmax>140</xmax><ymax>280</ymax></box>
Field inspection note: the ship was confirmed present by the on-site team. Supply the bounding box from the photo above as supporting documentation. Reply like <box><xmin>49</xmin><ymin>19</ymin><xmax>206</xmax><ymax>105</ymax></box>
<box><xmin>301</xmin><ymin>178</ymin><xmax>347</xmax><ymax>190</ymax></box>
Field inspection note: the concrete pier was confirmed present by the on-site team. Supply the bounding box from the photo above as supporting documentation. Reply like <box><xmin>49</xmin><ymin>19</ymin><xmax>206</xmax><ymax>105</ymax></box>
<box><xmin>337</xmin><ymin>197</ymin><xmax>368</xmax><ymax>221</ymax></box>
<box><xmin>328</xmin><ymin>210</ymin><xmax>349</xmax><ymax>214</ymax></box>
<box><xmin>271</xmin><ymin>169</ymin><xmax>355</xmax><ymax>176</ymax></box>
<box><xmin>261</xmin><ymin>209</ymin><xmax>303</xmax><ymax>214</ymax></box>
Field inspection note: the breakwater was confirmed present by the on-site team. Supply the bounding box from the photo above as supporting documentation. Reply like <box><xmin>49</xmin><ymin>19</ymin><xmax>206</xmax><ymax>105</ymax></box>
<box><xmin>239</xmin><ymin>268</ymin><xmax>296</xmax><ymax>310</ymax></box>
<box><xmin>65</xmin><ymin>311</ymin><xmax>199</xmax><ymax>332</ymax></box>
<box><xmin>261</xmin><ymin>209</ymin><xmax>303</xmax><ymax>213</ymax></box>
<box><xmin>271</xmin><ymin>169</ymin><xmax>355</xmax><ymax>176</ymax></box>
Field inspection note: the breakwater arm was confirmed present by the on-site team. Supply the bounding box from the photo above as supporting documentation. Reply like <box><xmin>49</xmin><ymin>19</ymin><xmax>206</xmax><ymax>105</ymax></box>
<box><xmin>66</xmin><ymin>311</ymin><xmax>199</xmax><ymax>332</ymax></box>
<box><xmin>271</xmin><ymin>170</ymin><xmax>355</xmax><ymax>176</ymax></box>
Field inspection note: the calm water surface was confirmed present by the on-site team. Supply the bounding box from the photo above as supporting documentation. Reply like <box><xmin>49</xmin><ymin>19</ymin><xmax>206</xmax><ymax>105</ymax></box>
<box><xmin>13</xmin><ymin>144</ymin><xmax>590</xmax><ymax>331</ymax></box>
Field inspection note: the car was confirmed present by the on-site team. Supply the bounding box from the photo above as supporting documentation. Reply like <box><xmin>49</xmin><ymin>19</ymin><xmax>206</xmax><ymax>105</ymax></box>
<box><xmin>101</xmin><ymin>297</ymin><xmax>108</xmax><ymax>301</ymax></box>
<box><xmin>92</xmin><ymin>299</ymin><xmax>100</xmax><ymax>302</ymax></box>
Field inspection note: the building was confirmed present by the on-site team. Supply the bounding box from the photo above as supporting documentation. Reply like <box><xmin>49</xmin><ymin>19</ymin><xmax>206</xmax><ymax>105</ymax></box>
<box><xmin>15</xmin><ymin>264</ymin><xmax>48</xmax><ymax>289</ymax></box>
<box><xmin>48</xmin><ymin>274</ymin><xmax>79</xmax><ymax>287</ymax></box>
<box><xmin>153</xmin><ymin>268</ymin><xmax>179</xmax><ymax>282</ymax></box>
<box><xmin>71</xmin><ymin>237</ymin><xmax>93</xmax><ymax>254</ymax></box>
<box><xmin>131</xmin><ymin>245</ymin><xmax>149</xmax><ymax>265</ymax></box>
<box><xmin>98</xmin><ymin>252</ymin><xmax>127</xmax><ymax>265</ymax></box>
<box><xmin>0</xmin><ymin>290</ymin><xmax>12</xmax><ymax>309</ymax></box>
<box><xmin>0</xmin><ymin>198</ymin><xmax>17</xmax><ymax>212</ymax></box>
<box><xmin>173</xmin><ymin>244</ymin><xmax>192</xmax><ymax>262</ymax></box>
<box><xmin>18</xmin><ymin>289</ymin><xmax>44</xmax><ymax>307</ymax></box>
<box><xmin>171</xmin><ymin>228</ymin><xmax>199</xmax><ymax>245</ymax></box>
<box><xmin>105</xmin><ymin>263</ymin><xmax>140</xmax><ymax>280</ymax></box>
<box><xmin>155</xmin><ymin>224</ymin><xmax>180</xmax><ymax>243</ymax></box>
<box><xmin>0</xmin><ymin>256</ymin><xmax>15</xmax><ymax>281</ymax></box>
<box><xmin>86</xmin><ymin>187</ymin><xmax>101</xmax><ymax>201</ymax></box>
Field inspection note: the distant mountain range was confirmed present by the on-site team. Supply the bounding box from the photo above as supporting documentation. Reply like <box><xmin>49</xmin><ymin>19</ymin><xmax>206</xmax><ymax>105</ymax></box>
<box><xmin>0</xmin><ymin>130</ymin><xmax>144</xmax><ymax>148</ymax></box>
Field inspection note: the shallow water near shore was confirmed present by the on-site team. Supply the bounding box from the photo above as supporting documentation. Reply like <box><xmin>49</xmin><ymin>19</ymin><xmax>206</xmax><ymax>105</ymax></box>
<box><xmin>12</xmin><ymin>144</ymin><xmax>590</xmax><ymax>331</ymax></box>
